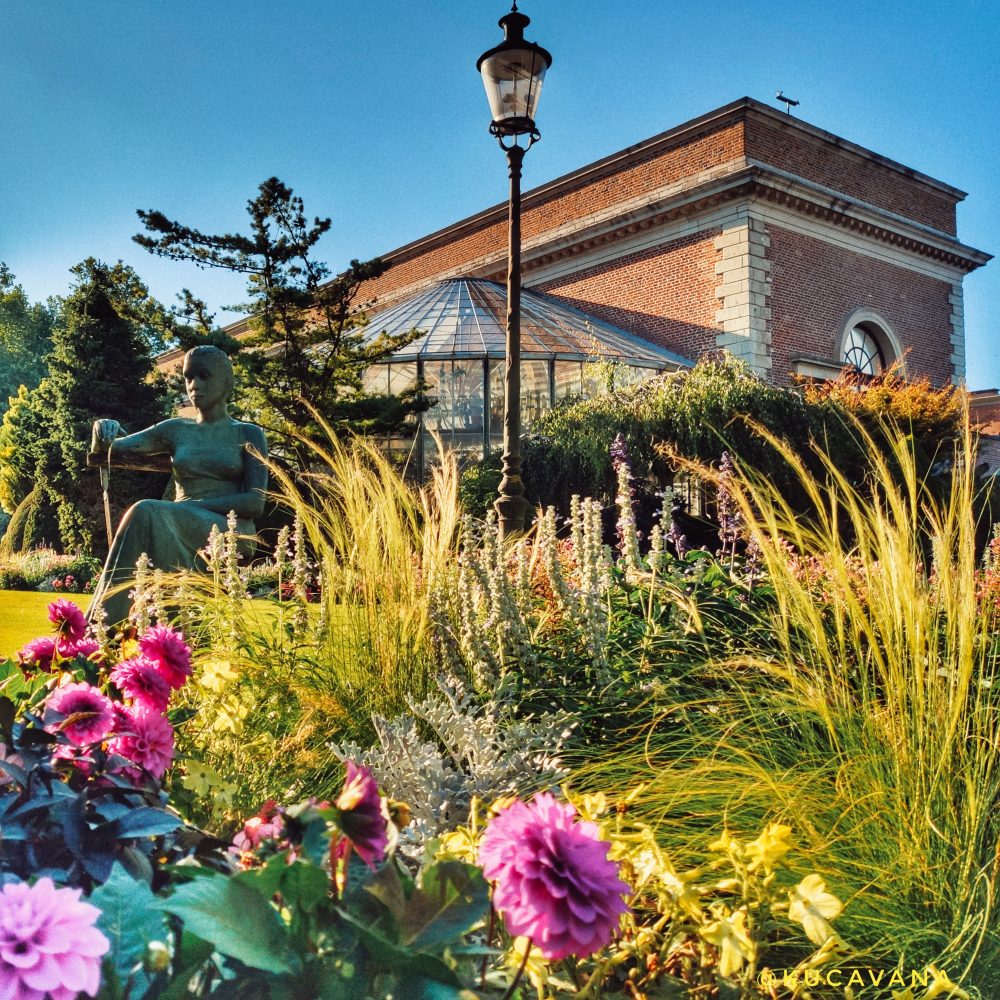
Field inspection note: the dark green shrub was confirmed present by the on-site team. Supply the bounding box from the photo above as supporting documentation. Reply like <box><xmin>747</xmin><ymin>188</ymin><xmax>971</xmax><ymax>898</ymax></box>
<box><xmin>0</xmin><ymin>487</ymin><xmax>60</xmax><ymax>556</ymax></box>
<box><xmin>461</xmin><ymin>356</ymin><xmax>968</xmax><ymax>526</ymax></box>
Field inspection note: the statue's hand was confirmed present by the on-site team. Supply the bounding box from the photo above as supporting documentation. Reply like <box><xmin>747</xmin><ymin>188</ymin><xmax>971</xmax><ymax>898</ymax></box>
<box><xmin>91</xmin><ymin>418</ymin><xmax>122</xmax><ymax>454</ymax></box>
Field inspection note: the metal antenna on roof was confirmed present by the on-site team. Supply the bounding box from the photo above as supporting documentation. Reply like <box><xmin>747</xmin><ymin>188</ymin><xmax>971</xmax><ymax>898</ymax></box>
<box><xmin>776</xmin><ymin>91</ymin><xmax>800</xmax><ymax>115</ymax></box>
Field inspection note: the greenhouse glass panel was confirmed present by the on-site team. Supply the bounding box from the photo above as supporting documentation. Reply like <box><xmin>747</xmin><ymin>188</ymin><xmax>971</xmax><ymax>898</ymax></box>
<box><xmin>521</xmin><ymin>360</ymin><xmax>551</xmax><ymax>427</ymax></box>
<box><xmin>389</xmin><ymin>362</ymin><xmax>417</xmax><ymax>393</ymax></box>
<box><xmin>554</xmin><ymin>361</ymin><xmax>584</xmax><ymax>402</ymax></box>
<box><xmin>363</xmin><ymin>364</ymin><xmax>389</xmax><ymax>393</ymax></box>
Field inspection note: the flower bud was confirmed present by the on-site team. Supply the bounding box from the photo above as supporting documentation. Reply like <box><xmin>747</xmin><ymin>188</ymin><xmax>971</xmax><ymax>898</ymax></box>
<box><xmin>144</xmin><ymin>940</ymin><xmax>170</xmax><ymax>973</ymax></box>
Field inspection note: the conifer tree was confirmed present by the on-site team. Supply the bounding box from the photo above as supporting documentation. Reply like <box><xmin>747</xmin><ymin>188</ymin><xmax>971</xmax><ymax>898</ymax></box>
<box><xmin>43</xmin><ymin>260</ymin><xmax>169</xmax><ymax>553</ymax></box>
<box><xmin>134</xmin><ymin>177</ymin><xmax>429</xmax><ymax>456</ymax></box>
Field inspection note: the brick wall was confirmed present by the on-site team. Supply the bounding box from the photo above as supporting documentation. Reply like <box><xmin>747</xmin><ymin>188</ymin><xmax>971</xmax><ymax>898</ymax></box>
<box><xmin>357</xmin><ymin>121</ymin><xmax>748</xmax><ymax>308</ymax></box>
<box><xmin>744</xmin><ymin>117</ymin><xmax>957</xmax><ymax>235</ymax></box>
<box><xmin>767</xmin><ymin>225</ymin><xmax>955</xmax><ymax>385</ymax></box>
<box><xmin>532</xmin><ymin>230</ymin><xmax>721</xmax><ymax>361</ymax></box>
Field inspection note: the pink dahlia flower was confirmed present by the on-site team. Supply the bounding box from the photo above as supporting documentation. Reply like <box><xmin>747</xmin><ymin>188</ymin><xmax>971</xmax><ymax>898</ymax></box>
<box><xmin>0</xmin><ymin>876</ymin><xmax>109</xmax><ymax>999</ymax></box>
<box><xmin>334</xmin><ymin>761</ymin><xmax>388</xmax><ymax>868</ymax></box>
<box><xmin>138</xmin><ymin>626</ymin><xmax>192</xmax><ymax>690</ymax></box>
<box><xmin>233</xmin><ymin>800</ymin><xmax>286</xmax><ymax>853</ymax></box>
<box><xmin>43</xmin><ymin>682</ymin><xmax>114</xmax><ymax>747</ymax></box>
<box><xmin>17</xmin><ymin>637</ymin><xmax>56</xmax><ymax>674</ymax></box>
<box><xmin>47</xmin><ymin>599</ymin><xmax>88</xmax><ymax>644</ymax></box>
<box><xmin>110</xmin><ymin>655</ymin><xmax>171</xmax><ymax>713</ymax></box>
<box><xmin>478</xmin><ymin>792</ymin><xmax>630</xmax><ymax>961</ymax></box>
<box><xmin>109</xmin><ymin>707</ymin><xmax>174</xmax><ymax>781</ymax></box>
<box><xmin>59</xmin><ymin>637</ymin><xmax>101</xmax><ymax>661</ymax></box>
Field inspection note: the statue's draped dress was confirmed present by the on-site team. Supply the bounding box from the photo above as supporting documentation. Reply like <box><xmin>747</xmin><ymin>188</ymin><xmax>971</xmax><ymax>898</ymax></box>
<box><xmin>87</xmin><ymin>421</ymin><xmax>257</xmax><ymax>625</ymax></box>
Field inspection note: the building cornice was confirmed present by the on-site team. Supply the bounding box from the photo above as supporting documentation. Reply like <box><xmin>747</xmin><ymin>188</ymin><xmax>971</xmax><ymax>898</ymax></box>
<box><xmin>375</xmin><ymin>98</ymin><xmax>968</xmax><ymax>274</ymax></box>
<box><xmin>510</xmin><ymin>164</ymin><xmax>989</xmax><ymax>279</ymax></box>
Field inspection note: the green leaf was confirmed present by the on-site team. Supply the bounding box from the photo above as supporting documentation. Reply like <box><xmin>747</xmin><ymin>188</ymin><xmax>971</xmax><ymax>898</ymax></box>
<box><xmin>110</xmin><ymin>806</ymin><xmax>182</xmax><ymax>839</ymax></box>
<box><xmin>0</xmin><ymin>696</ymin><xmax>15</xmax><ymax>742</ymax></box>
<box><xmin>279</xmin><ymin>859</ymin><xmax>330</xmax><ymax>913</ymax></box>
<box><xmin>397</xmin><ymin>976</ymin><xmax>481</xmax><ymax>1000</ymax></box>
<box><xmin>234</xmin><ymin>850</ymin><xmax>290</xmax><ymax>901</ymax></box>
<box><xmin>364</xmin><ymin>862</ymin><xmax>406</xmax><ymax>921</ymax></box>
<box><xmin>155</xmin><ymin>932</ymin><xmax>214</xmax><ymax>1000</ymax></box>
<box><xmin>398</xmin><ymin>861</ymin><xmax>489</xmax><ymax>951</ymax></box>
<box><xmin>156</xmin><ymin>872</ymin><xmax>296</xmax><ymax>975</ymax></box>
<box><xmin>90</xmin><ymin>863</ymin><xmax>167</xmax><ymax>988</ymax></box>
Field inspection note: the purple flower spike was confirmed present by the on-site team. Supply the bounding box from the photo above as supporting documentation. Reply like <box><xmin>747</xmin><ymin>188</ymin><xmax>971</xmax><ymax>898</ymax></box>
<box><xmin>478</xmin><ymin>792</ymin><xmax>630</xmax><ymax>961</ymax></box>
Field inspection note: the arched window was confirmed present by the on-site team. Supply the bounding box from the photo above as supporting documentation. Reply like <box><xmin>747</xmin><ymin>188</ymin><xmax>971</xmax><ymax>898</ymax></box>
<box><xmin>842</xmin><ymin>324</ymin><xmax>885</xmax><ymax>375</ymax></box>
<box><xmin>838</xmin><ymin>310</ymin><xmax>900</xmax><ymax>378</ymax></box>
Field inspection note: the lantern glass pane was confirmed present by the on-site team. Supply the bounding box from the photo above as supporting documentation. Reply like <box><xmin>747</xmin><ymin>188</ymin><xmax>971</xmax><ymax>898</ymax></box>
<box><xmin>480</xmin><ymin>47</ymin><xmax>547</xmax><ymax>125</ymax></box>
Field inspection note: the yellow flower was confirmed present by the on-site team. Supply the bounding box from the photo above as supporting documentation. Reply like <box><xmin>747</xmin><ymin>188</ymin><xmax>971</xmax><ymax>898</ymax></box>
<box><xmin>212</xmin><ymin>697</ymin><xmax>249</xmax><ymax>733</ymax></box>
<box><xmin>788</xmin><ymin>874</ymin><xmax>843</xmax><ymax>945</ymax></box>
<box><xmin>435</xmin><ymin>828</ymin><xmax>479</xmax><ymax>864</ymax></box>
<box><xmin>199</xmin><ymin>658</ymin><xmax>238</xmax><ymax>694</ymax></box>
<box><xmin>746</xmin><ymin>822</ymin><xmax>793</xmax><ymax>873</ymax></box>
<box><xmin>702</xmin><ymin>906</ymin><xmax>755</xmax><ymax>978</ymax></box>
<box><xmin>709</xmin><ymin>827</ymin><xmax>741</xmax><ymax>856</ymax></box>
<box><xmin>506</xmin><ymin>936</ymin><xmax>549</xmax><ymax>992</ymax></box>
<box><xmin>575</xmin><ymin>791</ymin><xmax>609</xmax><ymax>821</ymax></box>
<box><xmin>920</xmin><ymin>965</ymin><xmax>969</xmax><ymax>999</ymax></box>
<box><xmin>660</xmin><ymin>865</ymin><xmax>702</xmax><ymax>920</ymax></box>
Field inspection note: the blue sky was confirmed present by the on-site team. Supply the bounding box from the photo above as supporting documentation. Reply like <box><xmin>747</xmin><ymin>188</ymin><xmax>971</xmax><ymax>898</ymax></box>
<box><xmin>2</xmin><ymin>1</ymin><xmax>997</xmax><ymax>387</ymax></box>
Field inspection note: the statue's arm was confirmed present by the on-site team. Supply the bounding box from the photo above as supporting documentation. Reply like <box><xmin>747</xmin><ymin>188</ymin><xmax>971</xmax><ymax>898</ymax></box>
<box><xmin>91</xmin><ymin>418</ymin><xmax>175</xmax><ymax>458</ymax></box>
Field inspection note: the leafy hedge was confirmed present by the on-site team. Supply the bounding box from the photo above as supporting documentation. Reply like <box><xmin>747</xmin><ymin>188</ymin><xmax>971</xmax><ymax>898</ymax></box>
<box><xmin>499</xmin><ymin>356</ymin><xmax>966</xmax><ymax>519</ymax></box>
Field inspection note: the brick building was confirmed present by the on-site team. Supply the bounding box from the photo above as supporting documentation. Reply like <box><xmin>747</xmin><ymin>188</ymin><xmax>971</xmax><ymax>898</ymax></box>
<box><xmin>355</xmin><ymin>96</ymin><xmax>990</xmax><ymax>389</ymax></box>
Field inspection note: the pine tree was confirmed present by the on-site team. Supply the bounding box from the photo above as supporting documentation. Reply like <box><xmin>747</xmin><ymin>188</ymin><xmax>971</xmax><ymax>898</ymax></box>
<box><xmin>43</xmin><ymin>260</ymin><xmax>170</xmax><ymax>553</ymax></box>
<box><xmin>134</xmin><ymin>177</ymin><xmax>429</xmax><ymax>457</ymax></box>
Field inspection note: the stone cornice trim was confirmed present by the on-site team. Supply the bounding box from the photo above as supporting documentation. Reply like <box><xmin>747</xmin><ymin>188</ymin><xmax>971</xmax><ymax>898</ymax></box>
<box><xmin>748</xmin><ymin>167</ymin><xmax>990</xmax><ymax>272</ymax></box>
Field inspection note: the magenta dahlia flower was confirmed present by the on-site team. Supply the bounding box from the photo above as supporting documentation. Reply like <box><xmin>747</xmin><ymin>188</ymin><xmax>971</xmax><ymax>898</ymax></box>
<box><xmin>478</xmin><ymin>792</ymin><xmax>630</xmax><ymax>961</ymax></box>
<box><xmin>334</xmin><ymin>761</ymin><xmax>388</xmax><ymax>868</ymax></box>
<box><xmin>138</xmin><ymin>625</ymin><xmax>192</xmax><ymax>690</ymax></box>
<box><xmin>47</xmin><ymin>599</ymin><xmax>88</xmax><ymax>644</ymax></box>
<box><xmin>110</xmin><ymin>655</ymin><xmax>171</xmax><ymax>713</ymax></box>
<box><xmin>109</xmin><ymin>707</ymin><xmax>174</xmax><ymax>780</ymax></box>
<box><xmin>43</xmin><ymin>682</ymin><xmax>114</xmax><ymax>747</ymax></box>
<box><xmin>233</xmin><ymin>800</ymin><xmax>286</xmax><ymax>853</ymax></box>
<box><xmin>59</xmin><ymin>637</ymin><xmax>101</xmax><ymax>661</ymax></box>
<box><xmin>17</xmin><ymin>637</ymin><xmax>56</xmax><ymax>673</ymax></box>
<box><xmin>0</xmin><ymin>876</ymin><xmax>109</xmax><ymax>999</ymax></box>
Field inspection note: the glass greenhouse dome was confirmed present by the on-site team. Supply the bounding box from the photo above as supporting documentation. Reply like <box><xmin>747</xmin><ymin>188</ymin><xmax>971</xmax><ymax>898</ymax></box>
<box><xmin>361</xmin><ymin>277</ymin><xmax>691</xmax><ymax>476</ymax></box>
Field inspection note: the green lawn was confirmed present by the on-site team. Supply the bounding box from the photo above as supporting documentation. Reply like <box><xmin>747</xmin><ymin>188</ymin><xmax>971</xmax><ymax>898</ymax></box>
<box><xmin>0</xmin><ymin>591</ymin><xmax>85</xmax><ymax>659</ymax></box>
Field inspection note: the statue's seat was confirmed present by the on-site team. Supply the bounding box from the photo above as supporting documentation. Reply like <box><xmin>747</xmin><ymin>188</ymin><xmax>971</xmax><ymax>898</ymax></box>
<box><xmin>87</xmin><ymin>452</ymin><xmax>173</xmax><ymax>474</ymax></box>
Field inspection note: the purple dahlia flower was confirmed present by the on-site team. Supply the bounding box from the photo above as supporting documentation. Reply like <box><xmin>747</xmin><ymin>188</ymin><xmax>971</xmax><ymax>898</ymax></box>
<box><xmin>43</xmin><ymin>682</ymin><xmax>114</xmax><ymax>747</ymax></box>
<box><xmin>47</xmin><ymin>599</ymin><xmax>88</xmax><ymax>644</ymax></box>
<box><xmin>334</xmin><ymin>761</ymin><xmax>388</xmax><ymax>869</ymax></box>
<box><xmin>137</xmin><ymin>625</ymin><xmax>192</xmax><ymax>690</ymax></box>
<box><xmin>0</xmin><ymin>876</ymin><xmax>109</xmax><ymax>999</ymax></box>
<box><xmin>478</xmin><ymin>792</ymin><xmax>630</xmax><ymax>961</ymax></box>
<box><xmin>110</xmin><ymin>655</ymin><xmax>171</xmax><ymax>713</ymax></box>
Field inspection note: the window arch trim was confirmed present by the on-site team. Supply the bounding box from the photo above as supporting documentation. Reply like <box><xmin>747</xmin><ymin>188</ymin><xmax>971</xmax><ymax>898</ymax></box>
<box><xmin>837</xmin><ymin>308</ymin><xmax>904</xmax><ymax>377</ymax></box>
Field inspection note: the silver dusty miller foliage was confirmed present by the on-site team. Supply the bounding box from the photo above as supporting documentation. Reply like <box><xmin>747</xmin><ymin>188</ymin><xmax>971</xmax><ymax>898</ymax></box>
<box><xmin>330</xmin><ymin>675</ymin><xmax>574</xmax><ymax>854</ymax></box>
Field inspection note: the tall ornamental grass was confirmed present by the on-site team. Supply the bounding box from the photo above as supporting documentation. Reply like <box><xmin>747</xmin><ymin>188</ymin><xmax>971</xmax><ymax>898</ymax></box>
<box><xmin>266</xmin><ymin>424</ymin><xmax>461</xmax><ymax>721</ymax></box>
<box><xmin>577</xmin><ymin>417</ymin><xmax>1000</xmax><ymax>989</ymax></box>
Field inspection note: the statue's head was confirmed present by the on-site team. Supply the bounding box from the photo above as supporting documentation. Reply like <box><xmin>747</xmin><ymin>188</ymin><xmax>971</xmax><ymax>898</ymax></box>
<box><xmin>183</xmin><ymin>345</ymin><xmax>235</xmax><ymax>402</ymax></box>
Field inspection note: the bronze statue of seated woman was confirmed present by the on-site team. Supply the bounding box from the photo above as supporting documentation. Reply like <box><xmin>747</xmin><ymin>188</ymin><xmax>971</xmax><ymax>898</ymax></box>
<box><xmin>87</xmin><ymin>345</ymin><xmax>268</xmax><ymax>625</ymax></box>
